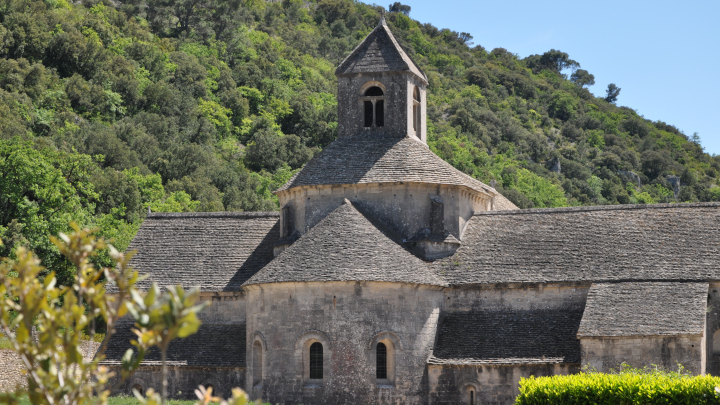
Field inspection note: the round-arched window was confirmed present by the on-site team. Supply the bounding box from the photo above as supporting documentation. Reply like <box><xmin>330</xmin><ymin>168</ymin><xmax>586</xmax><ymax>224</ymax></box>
<box><xmin>412</xmin><ymin>86</ymin><xmax>421</xmax><ymax>137</ymax></box>
<box><xmin>309</xmin><ymin>342</ymin><xmax>323</xmax><ymax>379</ymax></box>
<box><xmin>361</xmin><ymin>86</ymin><xmax>385</xmax><ymax>128</ymax></box>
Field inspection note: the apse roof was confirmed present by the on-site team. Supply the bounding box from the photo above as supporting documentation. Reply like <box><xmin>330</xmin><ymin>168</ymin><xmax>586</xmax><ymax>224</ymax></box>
<box><xmin>275</xmin><ymin>134</ymin><xmax>502</xmax><ymax>198</ymax></box>
<box><xmin>336</xmin><ymin>16</ymin><xmax>427</xmax><ymax>83</ymax></box>
<box><xmin>436</xmin><ymin>202</ymin><xmax>720</xmax><ymax>285</ymax></box>
<box><xmin>243</xmin><ymin>199</ymin><xmax>446</xmax><ymax>287</ymax></box>
<box><xmin>116</xmin><ymin>212</ymin><xmax>279</xmax><ymax>292</ymax></box>
<box><xmin>577</xmin><ymin>282</ymin><xmax>708</xmax><ymax>337</ymax></box>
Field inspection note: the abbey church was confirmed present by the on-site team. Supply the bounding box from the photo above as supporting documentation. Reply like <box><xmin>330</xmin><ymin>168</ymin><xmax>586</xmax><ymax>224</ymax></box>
<box><xmin>104</xmin><ymin>18</ymin><xmax>720</xmax><ymax>405</ymax></box>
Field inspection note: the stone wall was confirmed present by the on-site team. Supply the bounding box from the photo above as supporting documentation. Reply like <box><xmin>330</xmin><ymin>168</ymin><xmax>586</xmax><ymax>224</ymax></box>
<box><xmin>428</xmin><ymin>363</ymin><xmax>579</xmax><ymax>405</ymax></box>
<box><xmin>245</xmin><ymin>280</ymin><xmax>444</xmax><ymax>404</ymax></box>
<box><xmin>580</xmin><ymin>336</ymin><xmax>704</xmax><ymax>374</ymax></box>
<box><xmin>0</xmin><ymin>350</ymin><xmax>25</xmax><ymax>392</ymax></box>
<box><xmin>196</xmin><ymin>292</ymin><xmax>245</xmax><ymax>324</ymax></box>
<box><xmin>706</xmin><ymin>282</ymin><xmax>720</xmax><ymax>374</ymax></box>
<box><xmin>112</xmin><ymin>366</ymin><xmax>245</xmax><ymax>400</ymax></box>
<box><xmin>278</xmin><ymin>182</ymin><xmax>489</xmax><ymax>243</ymax></box>
<box><xmin>444</xmin><ymin>283</ymin><xmax>589</xmax><ymax>312</ymax></box>
<box><xmin>0</xmin><ymin>341</ymin><xmax>100</xmax><ymax>392</ymax></box>
<box><xmin>337</xmin><ymin>72</ymin><xmax>426</xmax><ymax>141</ymax></box>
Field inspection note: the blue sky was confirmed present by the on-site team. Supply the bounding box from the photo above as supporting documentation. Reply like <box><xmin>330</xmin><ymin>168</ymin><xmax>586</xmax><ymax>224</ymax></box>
<box><xmin>402</xmin><ymin>0</ymin><xmax>720</xmax><ymax>155</ymax></box>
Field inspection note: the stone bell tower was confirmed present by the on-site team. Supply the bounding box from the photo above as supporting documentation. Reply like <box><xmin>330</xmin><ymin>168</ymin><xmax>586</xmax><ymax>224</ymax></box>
<box><xmin>335</xmin><ymin>17</ymin><xmax>428</xmax><ymax>142</ymax></box>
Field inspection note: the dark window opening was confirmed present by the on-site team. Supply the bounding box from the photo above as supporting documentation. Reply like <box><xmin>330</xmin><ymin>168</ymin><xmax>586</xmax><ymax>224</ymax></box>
<box><xmin>375</xmin><ymin>100</ymin><xmax>384</xmax><ymax>127</ymax></box>
<box><xmin>376</xmin><ymin>342</ymin><xmax>387</xmax><ymax>379</ymax></box>
<box><xmin>413</xmin><ymin>86</ymin><xmax>421</xmax><ymax>136</ymax></box>
<box><xmin>282</xmin><ymin>205</ymin><xmax>294</xmax><ymax>238</ymax></box>
<box><xmin>132</xmin><ymin>384</ymin><xmax>143</xmax><ymax>396</ymax></box>
<box><xmin>470</xmin><ymin>390</ymin><xmax>475</xmax><ymax>405</ymax></box>
<box><xmin>364</xmin><ymin>101</ymin><xmax>374</xmax><ymax>127</ymax></box>
<box><xmin>206</xmin><ymin>385</ymin><xmax>215</xmax><ymax>395</ymax></box>
<box><xmin>309</xmin><ymin>342</ymin><xmax>323</xmax><ymax>379</ymax></box>
<box><xmin>252</xmin><ymin>341</ymin><xmax>263</xmax><ymax>386</ymax></box>
<box><xmin>430</xmin><ymin>196</ymin><xmax>444</xmax><ymax>235</ymax></box>
<box><xmin>365</xmin><ymin>86</ymin><xmax>384</xmax><ymax>97</ymax></box>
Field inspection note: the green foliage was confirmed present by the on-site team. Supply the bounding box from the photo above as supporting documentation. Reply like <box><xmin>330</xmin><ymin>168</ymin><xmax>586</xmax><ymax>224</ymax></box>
<box><xmin>515</xmin><ymin>364</ymin><xmax>720</xmax><ymax>404</ymax></box>
<box><xmin>0</xmin><ymin>0</ymin><xmax>717</xmax><ymax>281</ymax></box>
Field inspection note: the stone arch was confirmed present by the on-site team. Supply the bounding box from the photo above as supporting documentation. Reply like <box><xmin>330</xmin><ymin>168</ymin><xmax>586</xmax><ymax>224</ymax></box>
<box><xmin>201</xmin><ymin>376</ymin><xmax>223</xmax><ymax>398</ymax></box>
<box><xmin>459</xmin><ymin>380</ymin><xmax>481</xmax><ymax>405</ymax></box>
<box><xmin>367</xmin><ymin>330</ymin><xmax>402</xmax><ymax>351</ymax></box>
<box><xmin>359</xmin><ymin>81</ymin><xmax>386</xmax><ymax>128</ymax></box>
<box><xmin>128</xmin><ymin>377</ymin><xmax>146</xmax><ymax>396</ymax></box>
<box><xmin>359</xmin><ymin>80</ymin><xmax>386</xmax><ymax>95</ymax></box>
<box><xmin>713</xmin><ymin>329</ymin><xmax>720</xmax><ymax>354</ymax></box>
<box><xmin>368</xmin><ymin>331</ymin><xmax>401</xmax><ymax>385</ymax></box>
<box><xmin>251</xmin><ymin>332</ymin><xmax>267</xmax><ymax>388</ymax></box>
<box><xmin>295</xmin><ymin>330</ymin><xmax>332</xmax><ymax>383</ymax></box>
<box><xmin>295</xmin><ymin>329</ymin><xmax>333</xmax><ymax>350</ymax></box>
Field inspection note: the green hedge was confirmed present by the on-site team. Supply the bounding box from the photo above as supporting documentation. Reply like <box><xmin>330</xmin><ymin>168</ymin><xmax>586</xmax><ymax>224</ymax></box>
<box><xmin>516</xmin><ymin>367</ymin><xmax>720</xmax><ymax>404</ymax></box>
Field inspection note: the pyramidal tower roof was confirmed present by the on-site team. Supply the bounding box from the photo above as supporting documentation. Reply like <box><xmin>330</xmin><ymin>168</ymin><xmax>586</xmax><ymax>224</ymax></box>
<box><xmin>335</xmin><ymin>16</ymin><xmax>427</xmax><ymax>83</ymax></box>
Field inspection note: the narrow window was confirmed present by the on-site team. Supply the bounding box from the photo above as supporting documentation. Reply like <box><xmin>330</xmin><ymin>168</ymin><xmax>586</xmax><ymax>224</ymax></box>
<box><xmin>375</xmin><ymin>100</ymin><xmax>384</xmax><ymax>127</ymax></box>
<box><xmin>430</xmin><ymin>196</ymin><xmax>444</xmax><ymax>235</ymax></box>
<box><xmin>413</xmin><ymin>86</ymin><xmax>421</xmax><ymax>137</ymax></box>
<box><xmin>132</xmin><ymin>384</ymin><xmax>143</xmax><ymax>396</ymax></box>
<box><xmin>376</xmin><ymin>342</ymin><xmax>387</xmax><ymax>379</ymax></box>
<box><xmin>282</xmin><ymin>205</ymin><xmax>294</xmax><ymax>238</ymax></box>
<box><xmin>364</xmin><ymin>101</ymin><xmax>374</xmax><ymax>127</ymax></box>
<box><xmin>309</xmin><ymin>342</ymin><xmax>323</xmax><ymax>379</ymax></box>
<box><xmin>253</xmin><ymin>341</ymin><xmax>263</xmax><ymax>386</ymax></box>
<box><xmin>470</xmin><ymin>390</ymin><xmax>475</xmax><ymax>405</ymax></box>
<box><xmin>713</xmin><ymin>330</ymin><xmax>720</xmax><ymax>354</ymax></box>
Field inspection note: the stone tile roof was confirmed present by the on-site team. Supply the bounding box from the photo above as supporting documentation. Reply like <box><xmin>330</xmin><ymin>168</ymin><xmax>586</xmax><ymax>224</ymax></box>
<box><xmin>335</xmin><ymin>17</ymin><xmax>427</xmax><ymax>83</ymax></box>
<box><xmin>428</xmin><ymin>308</ymin><xmax>583</xmax><ymax>365</ymax></box>
<box><xmin>102</xmin><ymin>320</ymin><xmax>246</xmax><ymax>368</ymax></box>
<box><xmin>119</xmin><ymin>212</ymin><xmax>279</xmax><ymax>292</ymax></box>
<box><xmin>437</xmin><ymin>203</ymin><xmax>720</xmax><ymax>285</ymax></box>
<box><xmin>243</xmin><ymin>199</ymin><xmax>447</xmax><ymax>287</ymax></box>
<box><xmin>577</xmin><ymin>282</ymin><xmax>708</xmax><ymax>337</ymax></box>
<box><xmin>276</xmin><ymin>134</ymin><xmax>496</xmax><ymax>196</ymax></box>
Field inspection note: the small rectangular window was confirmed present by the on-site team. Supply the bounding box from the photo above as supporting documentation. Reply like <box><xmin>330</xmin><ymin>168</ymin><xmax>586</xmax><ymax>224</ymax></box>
<box><xmin>364</xmin><ymin>101</ymin><xmax>373</xmax><ymax>127</ymax></box>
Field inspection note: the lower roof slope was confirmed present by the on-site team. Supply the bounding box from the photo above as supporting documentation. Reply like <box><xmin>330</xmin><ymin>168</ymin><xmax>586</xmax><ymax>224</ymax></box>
<box><xmin>244</xmin><ymin>199</ymin><xmax>446</xmax><ymax>287</ymax></box>
<box><xmin>276</xmin><ymin>134</ymin><xmax>497</xmax><ymax>197</ymax></box>
<box><xmin>438</xmin><ymin>202</ymin><xmax>720</xmax><ymax>284</ymax></box>
<box><xmin>577</xmin><ymin>282</ymin><xmax>708</xmax><ymax>337</ymax></box>
<box><xmin>102</xmin><ymin>321</ymin><xmax>246</xmax><ymax>367</ymax></box>
<box><xmin>429</xmin><ymin>308</ymin><xmax>583</xmax><ymax>365</ymax></box>
<box><xmin>123</xmin><ymin>212</ymin><xmax>278</xmax><ymax>292</ymax></box>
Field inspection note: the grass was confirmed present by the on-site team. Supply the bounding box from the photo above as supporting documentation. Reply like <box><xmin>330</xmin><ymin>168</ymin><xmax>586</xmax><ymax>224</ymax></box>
<box><xmin>0</xmin><ymin>336</ymin><xmax>12</xmax><ymax>349</ymax></box>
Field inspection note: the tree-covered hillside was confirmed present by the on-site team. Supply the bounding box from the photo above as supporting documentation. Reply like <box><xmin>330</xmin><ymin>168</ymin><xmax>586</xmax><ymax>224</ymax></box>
<box><xmin>1</xmin><ymin>0</ymin><xmax>718</xmax><ymax>277</ymax></box>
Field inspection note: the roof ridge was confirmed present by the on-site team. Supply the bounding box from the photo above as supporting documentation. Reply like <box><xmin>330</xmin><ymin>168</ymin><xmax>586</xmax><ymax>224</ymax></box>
<box><xmin>474</xmin><ymin>201</ymin><xmax>720</xmax><ymax>216</ymax></box>
<box><xmin>147</xmin><ymin>211</ymin><xmax>280</xmax><ymax>219</ymax></box>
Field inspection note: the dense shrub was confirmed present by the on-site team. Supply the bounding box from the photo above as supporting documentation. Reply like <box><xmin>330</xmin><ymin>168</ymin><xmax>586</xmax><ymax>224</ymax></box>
<box><xmin>516</xmin><ymin>365</ymin><xmax>720</xmax><ymax>405</ymax></box>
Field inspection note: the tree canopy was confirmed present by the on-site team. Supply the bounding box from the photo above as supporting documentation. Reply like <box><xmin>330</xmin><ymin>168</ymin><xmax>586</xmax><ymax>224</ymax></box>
<box><xmin>0</xmin><ymin>0</ymin><xmax>717</xmax><ymax>281</ymax></box>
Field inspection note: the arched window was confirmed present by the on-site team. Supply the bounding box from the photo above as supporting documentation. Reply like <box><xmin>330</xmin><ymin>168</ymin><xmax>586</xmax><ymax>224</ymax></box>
<box><xmin>713</xmin><ymin>330</ymin><xmax>720</xmax><ymax>354</ymax></box>
<box><xmin>376</xmin><ymin>342</ymin><xmax>387</xmax><ymax>379</ymax></box>
<box><xmin>252</xmin><ymin>340</ymin><xmax>263</xmax><ymax>387</ymax></box>
<box><xmin>470</xmin><ymin>389</ymin><xmax>475</xmax><ymax>405</ymax></box>
<box><xmin>131</xmin><ymin>384</ymin><xmax>143</xmax><ymax>396</ymax></box>
<box><xmin>309</xmin><ymin>342</ymin><xmax>323</xmax><ymax>379</ymax></box>
<box><xmin>206</xmin><ymin>385</ymin><xmax>216</xmax><ymax>395</ymax></box>
<box><xmin>413</xmin><ymin>86</ymin><xmax>421</xmax><ymax>137</ymax></box>
<box><xmin>361</xmin><ymin>86</ymin><xmax>385</xmax><ymax>128</ymax></box>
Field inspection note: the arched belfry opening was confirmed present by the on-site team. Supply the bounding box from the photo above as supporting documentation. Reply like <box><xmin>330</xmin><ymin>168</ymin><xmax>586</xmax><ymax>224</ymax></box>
<box><xmin>361</xmin><ymin>86</ymin><xmax>385</xmax><ymax>128</ymax></box>
<box><xmin>413</xmin><ymin>86</ymin><xmax>421</xmax><ymax>138</ymax></box>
